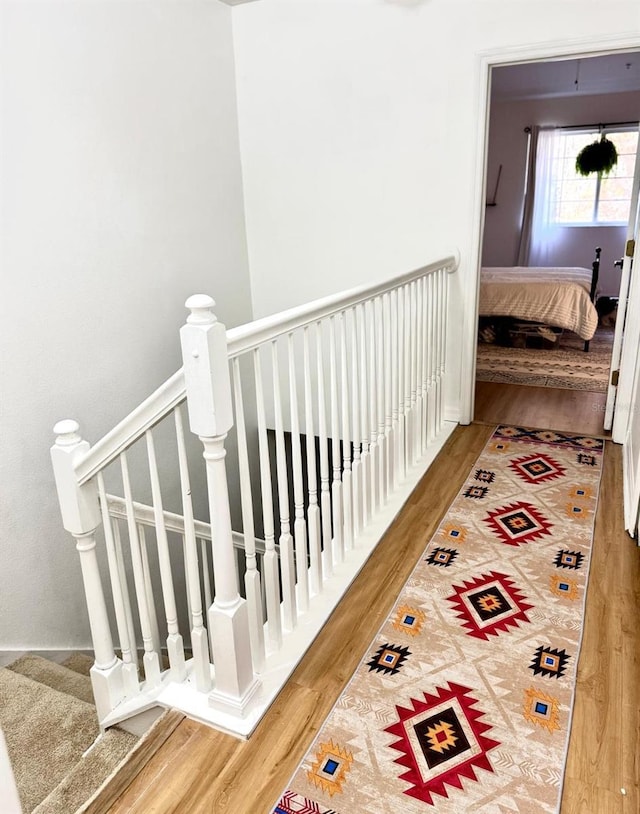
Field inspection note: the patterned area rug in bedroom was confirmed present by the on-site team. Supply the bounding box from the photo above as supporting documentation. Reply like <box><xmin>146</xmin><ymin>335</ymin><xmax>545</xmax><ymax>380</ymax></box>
<box><xmin>273</xmin><ymin>426</ymin><xmax>604</xmax><ymax>814</ymax></box>
<box><xmin>476</xmin><ymin>328</ymin><xmax>613</xmax><ymax>392</ymax></box>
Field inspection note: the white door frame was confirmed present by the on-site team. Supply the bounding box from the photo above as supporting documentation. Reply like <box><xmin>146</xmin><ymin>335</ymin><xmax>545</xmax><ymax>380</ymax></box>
<box><xmin>461</xmin><ymin>32</ymin><xmax>640</xmax><ymax>425</ymax></box>
<box><xmin>606</xmin><ymin>161</ymin><xmax>640</xmax><ymax>434</ymax></box>
<box><xmin>621</xmin><ymin>227</ymin><xmax>640</xmax><ymax>536</ymax></box>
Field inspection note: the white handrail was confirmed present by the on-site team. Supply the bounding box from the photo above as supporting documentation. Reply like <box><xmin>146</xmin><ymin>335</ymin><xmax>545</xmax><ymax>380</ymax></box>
<box><xmin>73</xmin><ymin>256</ymin><xmax>456</xmax><ymax>485</ymax></box>
<box><xmin>75</xmin><ymin>369</ymin><xmax>186</xmax><ymax>486</ymax></box>
<box><xmin>225</xmin><ymin>256</ymin><xmax>457</xmax><ymax>359</ymax></box>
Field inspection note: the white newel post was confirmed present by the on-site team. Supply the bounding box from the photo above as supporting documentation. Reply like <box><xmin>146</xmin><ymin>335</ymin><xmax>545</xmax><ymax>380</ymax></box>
<box><xmin>51</xmin><ymin>420</ymin><xmax>124</xmax><ymax>722</ymax></box>
<box><xmin>180</xmin><ymin>296</ymin><xmax>261</xmax><ymax>718</ymax></box>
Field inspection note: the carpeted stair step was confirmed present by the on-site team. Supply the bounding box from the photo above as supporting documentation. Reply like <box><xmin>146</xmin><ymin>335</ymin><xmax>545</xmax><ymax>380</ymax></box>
<box><xmin>1</xmin><ymin>653</ymin><xmax>141</xmax><ymax>813</ymax></box>
<box><xmin>61</xmin><ymin>652</ymin><xmax>93</xmax><ymax>678</ymax></box>
<box><xmin>33</xmin><ymin>727</ymin><xmax>138</xmax><ymax>814</ymax></box>
<box><xmin>7</xmin><ymin>654</ymin><xmax>94</xmax><ymax>705</ymax></box>
<box><xmin>0</xmin><ymin>667</ymin><xmax>99</xmax><ymax>812</ymax></box>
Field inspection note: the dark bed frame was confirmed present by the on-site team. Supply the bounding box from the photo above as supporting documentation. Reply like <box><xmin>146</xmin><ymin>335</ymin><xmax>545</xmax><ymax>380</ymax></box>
<box><xmin>478</xmin><ymin>246</ymin><xmax>602</xmax><ymax>352</ymax></box>
<box><xmin>583</xmin><ymin>246</ymin><xmax>601</xmax><ymax>352</ymax></box>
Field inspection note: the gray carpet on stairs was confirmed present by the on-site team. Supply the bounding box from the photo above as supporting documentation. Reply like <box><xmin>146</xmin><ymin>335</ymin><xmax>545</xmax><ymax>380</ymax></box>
<box><xmin>33</xmin><ymin>727</ymin><xmax>137</xmax><ymax>814</ymax></box>
<box><xmin>0</xmin><ymin>654</ymin><xmax>138</xmax><ymax>813</ymax></box>
<box><xmin>61</xmin><ymin>653</ymin><xmax>93</xmax><ymax>678</ymax></box>
<box><xmin>7</xmin><ymin>654</ymin><xmax>96</xmax><ymax>705</ymax></box>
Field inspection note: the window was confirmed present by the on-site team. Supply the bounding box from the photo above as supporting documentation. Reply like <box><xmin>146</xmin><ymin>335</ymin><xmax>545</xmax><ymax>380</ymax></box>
<box><xmin>521</xmin><ymin>125</ymin><xmax>639</xmax><ymax>266</ymax></box>
<box><xmin>549</xmin><ymin>127</ymin><xmax>638</xmax><ymax>226</ymax></box>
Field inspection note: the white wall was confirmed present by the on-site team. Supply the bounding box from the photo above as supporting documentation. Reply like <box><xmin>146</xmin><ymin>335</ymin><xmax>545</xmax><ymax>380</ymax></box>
<box><xmin>232</xmin><ymin>0</ymin><xmax>640</xmax><ymax>417</ymax></box>
<box><xmin>0</xmin><ymin>1</ymin><xmax>253</xmax><ymax>649</ymax></box>
<box><xmin>482</xmin><ymin>90</ymin><xmax>640</xmax><ymax>295</ymax></box>
<box><xmin>3</xmin><ymin>1</ymin><xmax>639</xmax><ymax>651</ymax></box>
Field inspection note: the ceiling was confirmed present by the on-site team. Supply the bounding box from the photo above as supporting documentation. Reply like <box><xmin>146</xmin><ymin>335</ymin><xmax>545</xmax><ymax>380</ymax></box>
<box><xmin>491</xmin><ymin>51</ymin><xmax>640</xmax><ymax>101</ymax></box>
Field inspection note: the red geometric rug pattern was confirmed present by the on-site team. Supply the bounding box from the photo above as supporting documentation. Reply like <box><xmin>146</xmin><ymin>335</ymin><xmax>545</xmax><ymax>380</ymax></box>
<box><xmin>273</xmin><ymin>426</ymin><xmax>604</xmax><ymax>814</ymax></box>
<box><xmin>483</xmin><ymin>501</ymin><xmax>554</xmax><ymax>546</ymax></box>
<box><xmin>384</xmin><ymin>682</ymin><xmax>501</xmax><ymax>805</ymax></box>
<box><xmin>445</xmin><ymin>571</ymin><xmax>534</xmax><ymax>640</ymax></box>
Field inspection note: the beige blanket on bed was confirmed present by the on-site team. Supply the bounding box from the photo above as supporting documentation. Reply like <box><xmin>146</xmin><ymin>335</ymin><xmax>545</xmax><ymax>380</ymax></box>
<box><xmin>479</xmin><ymin>266</ymin><xmax>598</xmax><ymax>340</ymax></box>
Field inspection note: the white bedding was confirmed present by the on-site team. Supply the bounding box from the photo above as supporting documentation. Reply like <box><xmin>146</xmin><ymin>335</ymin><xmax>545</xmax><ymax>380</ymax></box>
<box><xmin>479</xmin><ymin>266</ymin><xmax>598</xmax><ymax>341</ymax></box>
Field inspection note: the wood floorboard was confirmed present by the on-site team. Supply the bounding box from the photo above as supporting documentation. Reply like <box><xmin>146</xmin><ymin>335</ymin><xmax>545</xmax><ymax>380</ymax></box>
<box><xmin>85</xmin><ymin>710</ymin><xmax>185</xmax><ymax>814</ymax></box>
<box><xmin>103</xmin><ymin>423</ymin><xmax>639</xmax><ymax>814</ymax></box>
<box><xmin>561</xmin><ymin>441</ymin><xmax>640</xmax><ymax>814</ymax></box>
<box><xmin>474</xmin><ymin>381</ymin><xmax>610</xmax><ymax>438</ymax></box>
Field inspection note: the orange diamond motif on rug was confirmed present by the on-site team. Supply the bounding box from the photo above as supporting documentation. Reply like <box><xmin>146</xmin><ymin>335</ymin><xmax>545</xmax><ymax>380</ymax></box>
<box><xmin>273</xmin><ymin>426</ymin><xmax>604</xmax><ymax>814</ymax></box>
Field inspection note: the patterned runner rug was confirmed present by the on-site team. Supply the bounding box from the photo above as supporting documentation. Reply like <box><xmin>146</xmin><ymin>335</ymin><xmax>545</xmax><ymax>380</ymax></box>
<box><xmin>273</xmin><ymin>426</ymin><xmax>604</xmax><ymax>814</ymax></box>
<box><xmin>476</xmin><ymin>328</ymin><xmax>613</xmax><ymax>392</ymax></box>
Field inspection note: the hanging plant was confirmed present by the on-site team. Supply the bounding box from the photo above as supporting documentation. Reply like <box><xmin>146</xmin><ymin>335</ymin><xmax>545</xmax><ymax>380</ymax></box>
<box><xmin>575</xmin><ymin>134</ymin><xmax>618</xmax><ymax>177</ymax></box>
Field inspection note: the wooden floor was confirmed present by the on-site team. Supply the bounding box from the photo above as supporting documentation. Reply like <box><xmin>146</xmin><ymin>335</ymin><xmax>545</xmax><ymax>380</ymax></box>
<box><xmin>474</xmin><ymin>381</ymin><xmax>611</xmax><ymax>438</ymax></box>
<box><xmin>99</xmin><ymin>413</ymin><xmax>638</xmax><ymax>813</ymax></box>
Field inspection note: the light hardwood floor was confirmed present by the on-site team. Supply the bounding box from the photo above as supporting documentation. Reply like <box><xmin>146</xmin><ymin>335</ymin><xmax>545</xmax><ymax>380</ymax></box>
<box><xmin>475</xmin><ymin>381</ymin><xmax>611</xmax><ymax>439</ymax></box>
<box><xmin>99</xmin><ymin>422</ymin><xmax>638</xmax><ymax>814</ymax></box>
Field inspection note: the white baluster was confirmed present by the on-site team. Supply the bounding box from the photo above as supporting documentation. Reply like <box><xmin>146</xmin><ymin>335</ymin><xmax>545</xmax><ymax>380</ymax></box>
<box><xmin>97</xmin><ymin>476</ymin><xmax>139</xmax><ymax>698</ymax></box>
<box><xmin>427</xmin><ymin>272</ymin><xmax>436</xmax><ymax>444</ymax></box>
<box><xmin>411</xmin><ymin>280</ymin><xmax>421</xmax><ymax>463</ymax></box>
<box><xmin>51</xmin><ymin>420</ymin><xmax>124</xmax><ymax>721</ymax></box>
<box><xmin>440</xmin><ymin>267</ymin><xmax>449</xmax><ymax>431</ymax></box>
<box><xmin>111</xmin><ymin>518</ymin><xmax>138</xmax><ymax>675</ymax></box>
<box><xmin>288</xmin><ymin>333</ymin><xmax>309</xmax><ymax>613</ymax></box>
<box><xmin>181</xmin><ymin>295</ymin><xmax>260</xmax><ymax>717</ymax></box>
<box><xmin>145</xmin><ymin>430</ymin><xmax>186</xmax><ymax>682</ymax></box>
<box><xmin>253</xmin><ymin>348</ymin><xmax>282</xmax><ymax>647</ymax></box>
<box><xmin>425</xmin><ymin>275</ymin><xmax>432</xmax><ymax>448</ymax></box>
<box><xmin>383</xmin><ymin>292</ymin><xmax>394</xmax><ymax>491</ymax></box>
<box><xmin>234</xmin><ymin>546</ymin><xmax>244</xmax><ymax>599</ymax></box>
<box><xmin>436</xmin><ymin>269</ymin><xmax>444</xmax><ymax>433</ymax></box>
<box><xmin>339</xmin><ymin>312</ymin><xmax>353</xmax><ymax>550</ymax></box>
<box><xmin>259</xmin><ymin>552</ymin><xmax>267</xmax><ymax>618</ymax></box>
<box><xmin>137</xmin><ymin>524</ymin><xmax>162</xmax><ymax>661</ymax></box>
<box><xmin>404</xmin><ymin>283</ymin><xmax>412</xmax><ymax>468</ymax></box>
<box><xmin>232</xmin><ymin>356</ymin><xmax>265</xmax><ymax>668</ymax></box>
<box><xmin>431</xmin><ymin>270</ymin><xmax>439</xmax><ymax>436</ymax></box>
<box><xmin>367</xmin><ymin>298</ymin><xmax>379</xmax><ymax>513</ymax></box>
<box><xmin>272</xmin><ymin>340</ymin><xmax>297</xmax><ymax>631</ymax></box>
<box><xmin>174</xmin><ymin>407</ymin><xmax>211</xmax><ymax>693</ymax></box>
<box><xmin>180</xmin><ymin>536</ymin><xmax>193</xmax><ymax>646</ymax></box>
<box><xmin>409</xmin><ymin>281</ymin><xmax>418</xmax><ymax>466</ymax></box>
<box><xmin>329</xmin><ymin>316</ymin><xmax>344</xmax><ymax>563</ymax></box>
<box><xmin>420</xmin><ymin>275</ymin><xmax>429</xmax><ymax>453</ymax></box>
<box><xmin>349</xmin><ymin>309</ymin><xmax>362</xmax><ymax>538</ymax></box>
<box><xmin>358</xmin><ymin>303</ymin><xmax>371</xmax><ymax>527</ymax></box>
<box><xmin>403</xmin><ymin>284</ymin><xmax>412</xmax><ymax>467</ymax></box>
<box><xmin>375</xmin><ymin>296</ymin><xmax>387</xmax><ymax>505</ymax></box>
<box><xmin>415</xmin><ymin>277</ymin><xmax>424</xmax><ymax>457</ymax></box>
<box><xmin>315</xmin><ymin>321</ymin><xmax>333</xmax><ymax>578</ymax></box>
<box><xmin>390</xmin><ymin>288</ymin><xmax>399</xmax><ymax>490</ymax></box>
<box><xmin>120</xmin><ymin>455</ymin><xmax>162</xmax><ymax>690</ymax></box>
<box><xmin>303</xmin><ymin>328</ymin><xmax>322</xmax><ymax>594</ymax></box>
<box><xmin>396</xmin><ymin>286</ymin><xmax>406</xmax><ymax>480</ymax></box>
<box><xmin>199</xmin><ymin>538</ymin><xmax>213</xmax><ymax>612</ymax></box>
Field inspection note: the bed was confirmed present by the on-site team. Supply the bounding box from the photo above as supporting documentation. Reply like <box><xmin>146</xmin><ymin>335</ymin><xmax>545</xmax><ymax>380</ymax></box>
<box><xmin>479</xmin><ymin>248</ymin><xmax>601</xmax><ymax>349</ymax></box>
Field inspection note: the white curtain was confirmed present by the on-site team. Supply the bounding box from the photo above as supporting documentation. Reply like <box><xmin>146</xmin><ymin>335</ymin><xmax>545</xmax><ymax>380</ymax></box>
<box><xmin>518</xmin><ymin>127</ymin><xmax>563</xmax><ymax>266</ymax></box>
<box><xmin>516</xmin><ymin>125</ymin><xmax>538</xmax><ymax>265</ymax></box>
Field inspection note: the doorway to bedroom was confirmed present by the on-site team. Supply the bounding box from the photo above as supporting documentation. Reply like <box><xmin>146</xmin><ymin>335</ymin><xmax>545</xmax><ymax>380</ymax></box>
<box><xmin>473</xmin><ymin>51</ymin><xmax>640</xmax><ymax>438</ymax></box>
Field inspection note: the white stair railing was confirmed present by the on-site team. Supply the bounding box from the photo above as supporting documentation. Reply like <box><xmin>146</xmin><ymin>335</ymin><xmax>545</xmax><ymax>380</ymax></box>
<box><xmin>51</xmin><ymin>255</ymin><xmax>458</xmax><ymax>736</ymax></box>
